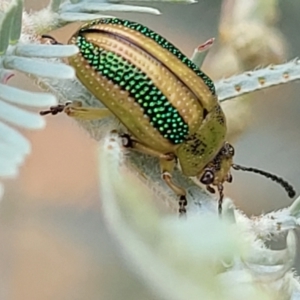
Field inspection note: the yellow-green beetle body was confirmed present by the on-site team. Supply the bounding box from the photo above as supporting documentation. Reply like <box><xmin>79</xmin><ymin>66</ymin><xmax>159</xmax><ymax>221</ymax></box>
<box><xmin>68</xmin><ymin>18</ymin><xmax>227</xmax><ymax>177</ymax></box>
<box><xmin>42</xmin><ymin>18</ymin><xmax>295</xmax><ymax>215</ymax></box>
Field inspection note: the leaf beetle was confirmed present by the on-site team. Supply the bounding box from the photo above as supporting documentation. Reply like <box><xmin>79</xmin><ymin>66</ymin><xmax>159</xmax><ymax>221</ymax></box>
<box><xmin>41</xmin><ymin>18</ymin><xmax>296</xmax><ymax>216</ymax></box>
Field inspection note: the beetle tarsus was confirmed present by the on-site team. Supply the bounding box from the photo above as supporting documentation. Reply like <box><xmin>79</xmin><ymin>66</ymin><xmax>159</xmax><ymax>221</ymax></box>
<box><xmin>217</xmin><ymin>184</ymin><xmax>224</xmax><ymax>215</ymax></box>
<box><xmin>39</xmin><ymin>104</ymin><xmax>66</xmax><ymax>116</ymax></box>
<box><xmin>179</xmin><ymin>195</ymin><xmax>188</xmax><ymax>207</ymax></box>
<box><xmin>40</xmin><ymin>101</ymin><xmax>74</xmax><ymax>117</ymax></box>
<box><xmin>178</xmin><ymin>195</ymin><xmax>187</xmax><ymax>218</ymax></box>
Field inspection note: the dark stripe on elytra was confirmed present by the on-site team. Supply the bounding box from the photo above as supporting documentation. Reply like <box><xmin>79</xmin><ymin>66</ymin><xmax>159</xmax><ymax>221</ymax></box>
<box><xmin>79</xmin><ymin>28</ymin><xmax>203</xmax><ymax>108</ymax></box>
<box><xmin>76</xmin><ymin>35</ymin><xmax>189</xmax><ymax>144</ymax></box>
<box><xmin>80</xmin><ymin>18</ymin><xmax>216</xmax><ymax>96</ymax></box>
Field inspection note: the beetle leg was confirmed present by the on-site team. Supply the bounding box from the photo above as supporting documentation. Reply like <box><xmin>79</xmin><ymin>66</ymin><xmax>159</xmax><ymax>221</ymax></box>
<box><xmin>162</xmin><ymin>174</ymin><xmax>187</xmax><ymax>218</ymax></box>
<box><xmin>40</xmin><ymin>101</ymin><xmax>112</xmax><ymax>120</ymax></box>
<box><xmin>64</xmin><ymin>101</ymin><xmax>113</xmax><ymax>120</ymax></box>
<box><xmin>160</xmin><ymin>159</ymin><xmax>187</xmax><ymax>218</ymax></box>
<box><xmin>120</xmin><ymin>133</ymin><xmax>173</xmax><ymax>160</ymax></box>
<box><xmin>120</xmin><ymin>133</ymin><xmax>187</xmax><ymax>217</ymax></box>
<box><xmin>40</xmin><ymin>103</ymin><xmax>69</xmax><ymax>116</ymax></box>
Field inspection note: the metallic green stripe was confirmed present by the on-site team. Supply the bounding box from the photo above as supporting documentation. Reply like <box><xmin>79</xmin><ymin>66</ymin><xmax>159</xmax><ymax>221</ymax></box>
<box><xmin>77</xmin><ymin>35</ymin><xmax>189</xmax><ymax>144</ymax></box>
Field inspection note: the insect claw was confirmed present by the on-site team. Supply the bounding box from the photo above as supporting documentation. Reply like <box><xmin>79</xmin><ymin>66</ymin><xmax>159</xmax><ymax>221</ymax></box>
<box><xmin>178</xmin><ymin>208</ymin><xmax>187</xmax><ymax>219</ymax></box>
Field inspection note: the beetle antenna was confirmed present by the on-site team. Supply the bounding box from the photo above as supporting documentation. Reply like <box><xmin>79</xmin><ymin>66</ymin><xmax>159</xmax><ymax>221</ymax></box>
<box><xmin>231</xmin><ymin>164</ymin><xmax>296</xmax><ymax>198</ymax></box>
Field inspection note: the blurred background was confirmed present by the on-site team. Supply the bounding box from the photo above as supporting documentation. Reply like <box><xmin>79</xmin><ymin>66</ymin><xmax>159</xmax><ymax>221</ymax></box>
<box><xmin>1</xmin><ymin>0</ymin><xmax>300</xmax><ymax>299</ymax></box>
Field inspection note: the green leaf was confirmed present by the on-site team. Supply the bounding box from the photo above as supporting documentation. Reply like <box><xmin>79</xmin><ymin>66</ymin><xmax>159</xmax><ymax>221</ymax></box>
<box><xmin>0</xmin><ymin>2</ymin><xmax>16</xmax><ymax>55</ymax></box>
<box><xmin>9</xmin><ymin>0</ymin><xmax>23</xmax><ymax>45</ymax></box>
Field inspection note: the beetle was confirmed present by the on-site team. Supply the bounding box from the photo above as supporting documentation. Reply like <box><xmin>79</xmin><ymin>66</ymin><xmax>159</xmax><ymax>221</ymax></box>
<box><xmin>41</xmin><ymin>18</ymin><xmax>296</xmax><ymax>216</ymax></box>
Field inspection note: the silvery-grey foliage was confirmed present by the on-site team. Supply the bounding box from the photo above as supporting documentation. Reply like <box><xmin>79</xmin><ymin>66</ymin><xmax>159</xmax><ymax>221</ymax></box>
<box><xmin>1</xmin><ymin>0</ymin><xmax>300</xmax><ymax>299</ymax></box>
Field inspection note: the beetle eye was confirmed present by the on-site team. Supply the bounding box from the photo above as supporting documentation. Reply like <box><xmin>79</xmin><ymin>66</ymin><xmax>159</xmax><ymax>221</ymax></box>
<box><xmin>200</xmin><ymin>170</ymin><xmax>215</xmax><ymax>185</ymax></box>
<box><xmin>227</xmin><ymin>144</ymin><xmax>235</xmax><ymax>156</ymax></box>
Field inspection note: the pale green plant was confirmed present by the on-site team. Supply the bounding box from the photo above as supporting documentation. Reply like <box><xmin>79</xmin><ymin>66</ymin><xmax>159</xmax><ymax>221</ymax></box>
<box><xmin>1</xmin><ymin>0</ymin><xmax>300</xmax><ymax>299</ymax></box>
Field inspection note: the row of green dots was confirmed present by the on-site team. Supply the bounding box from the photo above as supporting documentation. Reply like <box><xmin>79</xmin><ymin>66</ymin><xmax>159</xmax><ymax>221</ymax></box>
<box><xmin>77</xmin><ymin>35</ymin><xmax>189</xmax><ymax>144</ymax></box>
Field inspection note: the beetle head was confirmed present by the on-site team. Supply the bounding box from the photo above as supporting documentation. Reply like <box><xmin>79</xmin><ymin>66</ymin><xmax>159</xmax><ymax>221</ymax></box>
<box><xmin>199</xmin><ymin>142</ymin><xmax>234</xmax><ymax>187</ymax></box>
<box><xmin>200</xmin><ymin>142</ymin><xmax>296</xmax><ymax>214</ymax></box>
<box><xmin>199</xmin><ymin>142</ymin><xmax>234</xmax><ymax>213</ymax></box>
